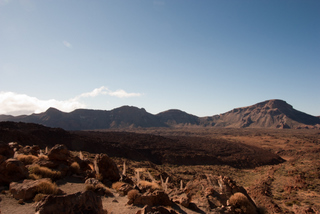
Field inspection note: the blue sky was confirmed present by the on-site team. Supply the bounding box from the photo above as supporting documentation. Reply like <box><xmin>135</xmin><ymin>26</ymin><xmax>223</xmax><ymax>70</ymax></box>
<box><xmin>1</xmin><ymin>0</ymin><xmax>319</xmax><ymax>116</ymax></box>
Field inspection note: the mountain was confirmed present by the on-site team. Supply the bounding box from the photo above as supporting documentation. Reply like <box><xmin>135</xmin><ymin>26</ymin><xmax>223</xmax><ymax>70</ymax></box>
<box><xmin>0</xmin><ymin>99</ymin><xmax>319</xmax><ymax>130</ymax></box>
<box><xmin>156</xmin><ymin>109</ymin><xmax>200</xmax><ymax>125</ymax></box>
<box><xmin>202</xmin><ymin>99</ymin><xmax>320</xmax><ymax>129</ymax></box>
<box><xmin>0</xmin><ymin>106</ymin><xmax>167</xmax><ymax>130</ymax></box>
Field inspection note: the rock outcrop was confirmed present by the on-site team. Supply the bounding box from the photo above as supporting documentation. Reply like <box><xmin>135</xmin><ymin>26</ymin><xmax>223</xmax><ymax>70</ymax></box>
<box><xmin>35</xmin><ymin>191</ymin><xmax>104</xmax><ymax>214</ymax></box>
<box><xmin>0</xmin><ymin>158</ymin><xmax>28</xmax><ymax>185</ymax></box>
<box><xmin>9</xmin><ymin>178</ymin><xmax>63</xmax><ymax>201</ymax></box>
<box><xmin>94</xmin><ymin>154</ymin><xmax>120</xmax><ymax>183</ymax></box>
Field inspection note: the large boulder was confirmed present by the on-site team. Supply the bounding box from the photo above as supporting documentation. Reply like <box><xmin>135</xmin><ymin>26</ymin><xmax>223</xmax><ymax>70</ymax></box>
<box><xmin>136</xmin><ymin>205</ymin><xmax>178</xmax><ymax>214</ymax></box>
<box><xmin>18</xmin><ymin>145</ymin><xmax>40</xmax><ymax>156</ymax></box>
<box><xmin>9</xmin><ymin>178</ymin><xmax>61</xmax><ymax>201</ymax></box>
<box><xmin>95</xmin><ymin>154</ymin><xmax>120</xmax><ymax>182</ymax></box>
<box><xmin>132</xmin><ymin>190</ymin><xmax>172</xmax><ymax>207</ymax></box>
<box><xmin>35</xmin><ymin>191</ymin><xmax>104</xmax><ymax>214</ymax></box>
<box><xmin>47</xmin><ymin>144</ymin><xmax>71</xmax><ymax>162</ymax></box>
<box><xmin>0</xmin><ymin>142</ymin><xmax>14</xmax><ymax>159</ymax></box>
<box><xmin>183</xmin><ymin>174</ymin><xmax>258</xmax><ymax>213</ymax></box>
<box><xmin>0</xmin><ymin>158</ymin><xmax>28</xmax><ymax>185</ymax></box>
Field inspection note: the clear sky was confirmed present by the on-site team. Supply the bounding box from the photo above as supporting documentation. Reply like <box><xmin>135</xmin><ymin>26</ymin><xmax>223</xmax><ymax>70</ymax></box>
<box><xmin>1</xmin><ymin>0</ymin><xmax>319</xmax><ymax>117</ymax></box>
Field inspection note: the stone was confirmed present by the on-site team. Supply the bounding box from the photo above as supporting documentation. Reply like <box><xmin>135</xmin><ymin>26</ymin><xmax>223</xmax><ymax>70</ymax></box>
<box><xmin>0</xmin><ymin>142</ymin><xmax>14</xmax><ymax>159</ymax></box>
<box><xmin>18</xmin><ymin>145</ymin><xmax>40</xmax><ymax>156</ymax></box>
<box><xmin>35</xmin><ymin>191</ymin><xmax>104</xmax><ymax>214</ymax></box>
<box><xmin>133</xmin><ymin>190</ymin><xmax>172</xmax><ymax>207</ymax></box>
<box><xmin>136</xmin><ymin>205</ymin><xmax>178</xmax><ymax>214</ymax></box>
<box><xmin>9</xmin><ymin>178</ymin><xmax>60</xmax><ymax>201</ymax></box>
<box><xmin>0</xmin><ymin>158</ymin><xmax>28</xmax><ymax>185</ymax></box>
<box><xmin>95</xmin><ymin>154</ymin><xmax>120</xmax><ymax>182</ymax></box>
<box><xmin>47</xmin><ymin>144</ymin><xmax>71</xmax><ymax>162</ymax></box>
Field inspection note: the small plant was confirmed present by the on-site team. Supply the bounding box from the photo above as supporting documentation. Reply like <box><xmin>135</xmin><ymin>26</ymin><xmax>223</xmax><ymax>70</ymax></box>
<box><xmin>86</xmin><ymin>183</ymin><xmax>113</xmax><ymax>196</ymax></box>
<box><xmin>34</xmin><ymin>193</ymin><xmax>47</xmax><ymax>202</ymax></box>
<box><xmin>16</xmin><ymin>154</ymin><xmax>39</xmax><ymax>165</ymax></box>
<box><xmin>112</xmin><ymin>181</ymin><xmax>126</xmax><ymax>190</ymax></box>
<box><xmin>29</xmin><ymin>164</ymin><xmax>61</xmax><ymax>180</ymax></box>
<box><xmin>137</xmin><ymin>180</ymin><xmax>161</xmax><ymax>192</ymax></box>
<box><xmin>70</xmin><ymin>162</ymin><xmax>81</xmax><ymax>174</ymax></box>
<box><xmin>127</xmin><ymin>189</ymin><xmax>140</xmax><ymax>201</ymax></box>
<box><xmin>96</xmin><ymin>173</ymin><xmax>103</xmax><ymax>181</ymax></box>
<box><xmin>36</xmin><ymin>180</ymin><xmax>60</xmax><ymax>195</ymax></box>
<box><xmin>229</xmin><ymin>192</ymin><xmax>257</xmax><ymax>214</ymax></box>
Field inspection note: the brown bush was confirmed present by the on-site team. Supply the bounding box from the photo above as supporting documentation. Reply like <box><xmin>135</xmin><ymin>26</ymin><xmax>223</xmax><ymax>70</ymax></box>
<box><xmin>29</xmin><ymin>164</ymin><xmax>61</xmax><ymax>180</ymax></box>
<box><xmin>127</xmin><ymin>189</ymin><xmax>140</xmax><ymax>201</ymax></box>
<box><xmin>36</xmin><ymin>180</ymin><xmax>60</xmax><ymax>195</ymax></box>
<box><xmin>112</xmin><ymin>181</ymin><xmax>126</xmax><ymax>190</ymax></box>
<box><xmin>229</xmin><ymin>192</ymin><xmax>257</xmax><ymax>214</ymax></box>
<box><xmin>34</xmin><ymin>193</ymin><xmax>47</xmax><ymax>202</ymax></box>
<box><xmin>86</xmin><ymin>183</ymin><xmax>113</xmax><ymax>196</ymax></box>
<box><xmin>16</xmin><ymin>154</ymin><xmax>39</xmax><ymax>165</ymax></box>
<box><xmin>137</xmin><ymin>180</ymin><xmax>161</xmax><ymax>192</ymax></box>
<box><xmin>70</xmin><ymin>162</ymin><xmax>80</xmax><ymax>174</ymax></box>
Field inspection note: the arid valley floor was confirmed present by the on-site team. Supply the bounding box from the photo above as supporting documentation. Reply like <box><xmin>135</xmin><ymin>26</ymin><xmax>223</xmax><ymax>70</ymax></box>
<box><xmin>1</xmin><ymin>123</ymin><xmax>319</xmax><ymax>213</ymax></box>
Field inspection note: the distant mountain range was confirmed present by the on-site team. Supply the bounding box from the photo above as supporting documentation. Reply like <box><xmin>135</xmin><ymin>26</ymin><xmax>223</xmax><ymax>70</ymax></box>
<box><xmin>0</xmin><ymin>99</ymin><xmax>319</xmax><ymax>130</ymax></box>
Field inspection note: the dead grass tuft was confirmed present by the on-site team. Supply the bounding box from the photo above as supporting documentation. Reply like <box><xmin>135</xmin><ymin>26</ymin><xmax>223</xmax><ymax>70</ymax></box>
<box><xmin>86</xmin><ymin>183</ymin><xmax>113</xmax><ymax>196</ymax></box>
<box><xmin>38</xmin><ymin>154</ymin><xmax>48</xmax><ymax>160</ymax></box>
<box><xmin>127</xmin><ymin>189</ymin><xmax>140</xmax><ymax>201</ymax></box>
<box><xmin>229</xmin><ymin>192</ymin><xmax>257</xmax><ymax>214</ymax></box>
<box><xmin>29</xmin><ymin>164</ymin><xmax>61</xmax><ymax>180</ymax></box>
<box><xmin>70</xmin><ymin>162</ymin><xmax>81</xmax><ymax>174</ymax></box>
<box><xmin>34</xmin><ymin>193</ymin><xmax>47</xmax><ymax>202</ymax></box>
<box><xmin>36</xmin><ymin>180</ymin><xmax>60</xmax><ymax>195</ymax></box>
<box><xmin>137</xmin><ymin>180</ymin><xmax>161</xmax><ymax>192</ymax></box>
<box><xmin>16</xmin><ymin>154</ymin><xmax>39</xmax><ymax>165</ymax></box>
<box><xmin>112</xmin><ymin>181</ymin><xmax>126</xmax><ymax>190</ymax></box>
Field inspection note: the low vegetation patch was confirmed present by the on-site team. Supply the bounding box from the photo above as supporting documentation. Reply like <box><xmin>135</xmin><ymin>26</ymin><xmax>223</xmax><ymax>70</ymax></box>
<box><xmin>28</xmin><ymin>164</ymin><xmax>61</xmax><ymax>180</ymax></box>
<box><xmin>16</xmin><ymin>154</ymin><xmax>39</xmax><ymax>165</ymax></box>
<box><xmin>229</xmin><ymin>192</ymin><xmax>257</xmax><ymax>214</ymax></box>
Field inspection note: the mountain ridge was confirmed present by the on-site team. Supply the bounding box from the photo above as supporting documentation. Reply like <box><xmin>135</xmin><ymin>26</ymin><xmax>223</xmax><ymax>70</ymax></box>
<box><xmin>0</xmin><ymin>99</ymin><xmax>319</xmax><ymax>130</ymax></box>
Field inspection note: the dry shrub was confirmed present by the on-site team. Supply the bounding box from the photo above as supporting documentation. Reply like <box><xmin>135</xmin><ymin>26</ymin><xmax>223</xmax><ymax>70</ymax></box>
<box><xmin>127</xmin><ymin>189</ymin><xmax>140</xmax><ymax>201</ymax></box>
<box><xmin>38</xmin><ymin>154</ymin><xmax>48</xmax><ymax>160</ymax></box>
<box><xmin>229</xmin><ymin>192</ymin><xmax>257</xmax><ymax>214</ymax></box>
<box><xmin>29</xmin><ymin>173</ymin><xmax>41</xmax><ymax>180</ymax></box>
<box><xmin>34</xmin><ymin>193</ymin><xmax>47</xmax><ymax>202</ymax></box>
<box><xmin>112</xmin><ymin>181</ymin><xmax>126</xmax><ymax>190</ymax></box>
<box><xmin>70</xmin><ymin>162</ymin><xmax>81</xmax><ymax>174</ymax></box>
<box><xmin>86</xmin><ymin>183</ymin><xmax>113</xmax><ymax>196</ymax></box>
<box><xmin>138</xmin><ymin>180</ymin><xmax>161</xmax><ymax>192</ymax></box>
<box><xmin>96</xmin><ymin>173</ymin><xmax>103</xmax><ymax>181</ymax></box>
<box><xmin>36</xmin><ymin>180</ymin><xmax>60</xmax><ymax>195</ymax></box>
<box><xmin>29</xmin><ymin>164</ymin><xmax>61</xmax><ymax>180</ymax></box>
<box><xmin>16</xmin><ymin>154</ymin><xmax>39</xmax><ymax>165</ymax></box>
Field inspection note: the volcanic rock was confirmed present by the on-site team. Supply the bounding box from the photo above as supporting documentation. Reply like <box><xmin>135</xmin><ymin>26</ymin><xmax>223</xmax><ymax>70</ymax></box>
<box><xmin>132</xmin><ymin>190</ymin><xmax>172</xmax><ymax>207</ymax></box>
<box><xmin>0</xmin><ymin>142</ymin><xmax>14</xmax><ymax>159</ymax></box>
<box><xmin>47</xmin><ymin>144</ymin><xmax>70</xmax><ymax>162</ymax></box>
<box><xmin>9</xmin><ymin>178</ymin><xmax>55</xmax><ymax>200</ymax></box>
<box><xmin>0</xmin><ymin>158</ymin><xmax>28</xmax><ymax>185</ymax></box>
<box><xmin>94</xmin><ymin>154</ymin><xmax>120</xmax><ymax>182</ymax></box>
<box><xmin>35</xmin><ymin>191</ymin><xmax>104</xmax><ymax>214</ymax></box>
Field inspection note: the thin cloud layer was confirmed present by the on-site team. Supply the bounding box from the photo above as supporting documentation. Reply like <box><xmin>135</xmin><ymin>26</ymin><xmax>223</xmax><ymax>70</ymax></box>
<box><xmin>0</xmin><ymin>87</ymin><xmax>142</xmax><ymax>116</ymax></box>
<box><xmin>63</xmin><ymin>40</ymin><xmax>72</xmax><ymax>48</ymax></box>
<box><xmin>76</xmin><ymin>86</ymin><xmax>142</xmax><ymax>99</ymax></box>
<box><xmin>0</xmin><ymin>91</ymin><xmax>85</xmax><ymax>116</ymax></box>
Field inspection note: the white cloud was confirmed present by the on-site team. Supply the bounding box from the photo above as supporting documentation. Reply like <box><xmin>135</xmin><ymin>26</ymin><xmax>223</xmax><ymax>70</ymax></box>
<box><xmin>0</xmin><ymin>91</ymin><xmax>85</xmax><ymax>116</ymax></box>
<box><xmin>108</xmin><ymin>89</ymin><xmax>142</xmax><ymax>98</ymax></box>
<box><xmin>76</xmin><ymin>86</ymin><xmax>142</xmax><ymax>99</ymax></box>
<box><xmin>63</xmin><ymin>40</ymin><xmax>72</xmax><ymax>48</ymax></box>
<box><xmin>0</xmin><ymin>87</ymin><xmax>142</xmax><ymax>116</ymax></box>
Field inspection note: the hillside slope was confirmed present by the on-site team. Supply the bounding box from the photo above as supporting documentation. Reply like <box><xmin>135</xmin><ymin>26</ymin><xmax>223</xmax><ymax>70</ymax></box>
<box><xmin>201</xmin><ymin>99</ymin><xmax>320</xmax><ymax>128</ymax></box>
<box><xmin>0</xmin><ymin>99</ymin><xmax>319</xmax><ymax>130</ymax></box>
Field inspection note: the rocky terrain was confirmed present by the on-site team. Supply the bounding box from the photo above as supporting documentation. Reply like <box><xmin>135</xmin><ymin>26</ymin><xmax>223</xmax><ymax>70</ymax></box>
<box><xmin>0</xmin><ymin>99</ymin><xmax>319</xmax><ymax>130</ymax></box>
<box><xmin>1</xmin><ymin>122</ymin><xmax>320</xmax><ymax>213</ymax></box>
